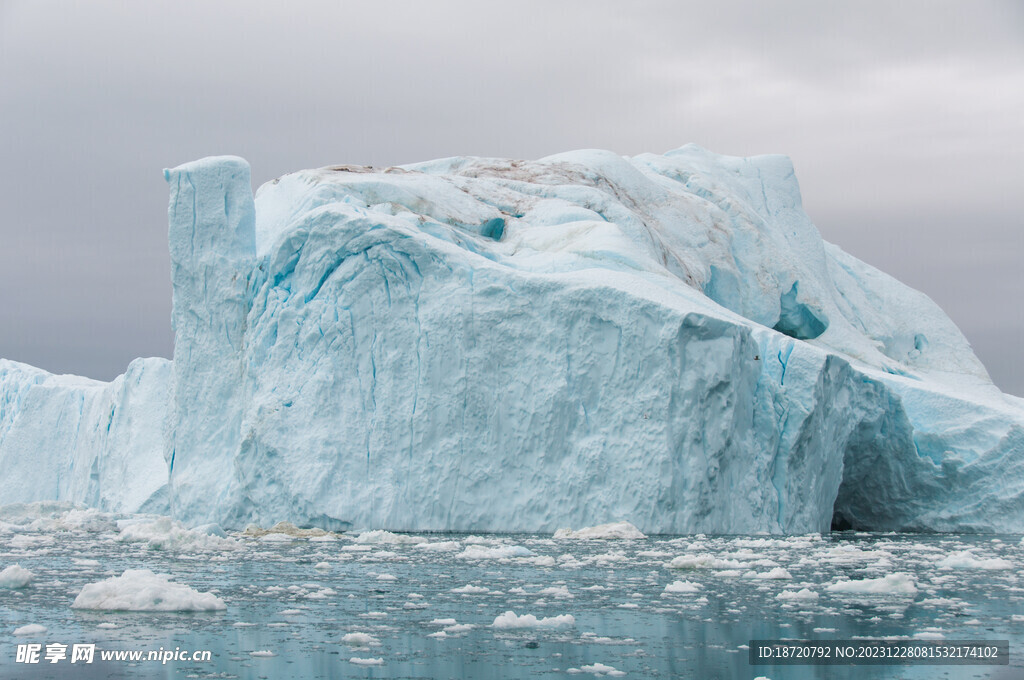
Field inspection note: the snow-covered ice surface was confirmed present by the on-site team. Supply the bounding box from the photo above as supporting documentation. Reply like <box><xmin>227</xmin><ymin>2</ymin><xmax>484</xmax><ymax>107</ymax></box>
<box><xmin>1</xmin><ymin>146</ymin><xmax>1023</xmax><ymax>534</ymax></box>
<box><xmin>1</xmin><ymin>506</ymin><xmax>1022</xmax><ymax>679</ymax></box>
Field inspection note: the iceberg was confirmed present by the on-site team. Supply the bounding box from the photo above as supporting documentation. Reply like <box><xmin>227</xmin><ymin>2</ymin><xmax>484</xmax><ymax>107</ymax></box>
<box><xmin>1</xmin><ymin>145</ymin><xmax>1022</xmax><ymax>534</ymax></box>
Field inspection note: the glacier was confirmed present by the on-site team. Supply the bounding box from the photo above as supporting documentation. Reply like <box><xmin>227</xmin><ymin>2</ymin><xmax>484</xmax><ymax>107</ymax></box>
<box><xmin>1</xmin><ymin>145</ymin><xmax>1022</xmax><ymax>534</ymax></box>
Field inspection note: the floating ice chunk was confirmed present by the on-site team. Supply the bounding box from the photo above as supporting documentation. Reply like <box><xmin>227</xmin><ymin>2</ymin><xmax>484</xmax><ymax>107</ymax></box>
<box><xmin>663</xmin><ymin>580</ymin><xmax>702</xmax><ymax>594</ymax></box>
<box><xmin>457</xmin><ymin>545</ymin><xmax>533</xmax><ymax>560</ymax></box>
<box><xmin>776</xmin><ymin>588</ymin><xmax>819</xmax><ymax>601</ymax></box>
<box><xmin>553</xmin><ymin>522</ymin><xmax>645</xmax><ymax>540</ymax></box>
<box><xmin>117</xmin><ymin>517</ymin><xmax>239</xmax><ymax>551</ymax></box>
<box><xmin>491</xmin><ymin>611</ymin><xmax>575</xmax><ymax>629</ymax></box>
<box><xmin>9</xmin><ymin>534</ymin><xmax>53</xmax><ymax>549</ymax></box>
<box><xmin>936</xmin><ymin>551</ymin><xmax>1014</xmax><ymax>570</ymax></box>
<box><xmin>443</xmin><ymin>623</ymin><xmax>474</xmax><ymax>634</ymax></box>
<box><xmin>580</xmin><ymin>632</ymin><xmax>638</xmax><ymax>645</ymax></box>
<box><xmin>668</xmin><ymin>554</ymin><xmax>745</xmax><ymax>570</ymax></box>
<box><xmin>71</xmin><ymin>569</ymin><xmax>226</xmax><ymax>611</ymax></box>
<box><xmin>452</xmin><ymin>584</ymin><xmax>490</xmax><ymax>594</ymax></box>
<box><xmin>250</xmin><ymin>650</ymin><xmax>276</xmax><ymax>657</ymax></box>
<box><xmin>428</xmin><ymin>618</ymin><xmax>458</xmax><ymax>626</ymax></box>
<box><xmin>826</xmin><ymin>573</ymin><xmax>917</xmax><ymax>596</ymax></box>
<box><xmin>342</xmin><ymin>632</ymin><xmax>380</xmax><ymax>647</ymax></box>
<box><xmin>258</xmin><ymin>533</ymin><xmax>294</xmax><ymax>542</ymax></box>
<box><xmin>416</xmin><ymin>541</ymin><xmax>461</xmax><ymax>552</ymax></box>
<box><xmin>242</xmin><ymin>521</ymin><xmax>333</xmax><ymax>538</ymax></box>
<box><xmin>0</xmin><ymin>502</ymin><xmax>119</xmax><ymax>533</ymax></box>
<box><xmin>13</xmin><ymin>624</ymin><xmax>47</xmax><ymax>636</ymax></box>
<box><xmin>0</xmin><ymin>564</ymin><xmax>34</xmax><ymax>588</ymax></box>
<box><xmin>314</xmin><ymin>561</ymin><xmax>330</xmax><ymax>570</ymax></box>
<box><xmin>568</xmin><ymin>662</ymin><xmax>626</xmax><ymax>676</ymax></box>
<box><xmin>354</xmin><ymin>530</ymin><xmax>426</xmax><ymax>545</ymax></box>
<box><xmin>73</xmin><ymin>558</ymin><xmax>101</xmax><ymax>567</ymax></box>
<box><xmin>538</xmin><ymin>585</ymin><xmax>573</xmax><ymax>598</ymax></box>
<box><xmin>349</xmin><ymin>657</ymin><xmax>384</xmax><ymax>665</ymax></box>
<box><xmin>376</xmin><ymin>574</ymin><xmax>397</xmax><ymax>581</ymax></box>
<box><xmin>744</xmin><ymin>567</ymin><xmax>792</xmax><ymax>580</ymax></box>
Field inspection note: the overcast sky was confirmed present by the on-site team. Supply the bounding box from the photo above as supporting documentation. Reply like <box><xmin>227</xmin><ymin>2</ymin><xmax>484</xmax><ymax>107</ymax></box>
<box><xmin>1</xmin><ymin>1</ymin><xmax>1022</xmax><ymax>394</ymax></box>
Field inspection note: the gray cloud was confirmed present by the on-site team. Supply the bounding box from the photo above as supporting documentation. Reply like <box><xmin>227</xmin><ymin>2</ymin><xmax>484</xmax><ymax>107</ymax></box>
<box><xmin>1</xmin><ymin>0</ymin><xmax>1021</xmax><ymax>393</ymax></box>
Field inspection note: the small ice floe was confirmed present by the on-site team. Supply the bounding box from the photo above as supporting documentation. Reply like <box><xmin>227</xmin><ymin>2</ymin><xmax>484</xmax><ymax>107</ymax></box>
<box><xmin>0</xmin><ymin>503</ymin><xmax>118</xmax><ymax>533</ymax></box>
<box><xmin>242</xmin><ymin>521</ymin><xmax>333</xmax><ymax>539</ymax></box>
<box><xmin>416</xmin><ymin>541</ymin><xmax>461</xmax><ymax>552</ymax></box>
<box><xmin>278</xmin><ymin>609</ymin><xmax>303</xmax><ymax>616</ymax></box>
<box><xmin>667</xmin><ymin>554</ymin><xmax>745</xmax><ymax>570</ymax></box>
<box><xmin>567</xmin><ymin>662</ymin><xmax>626</xmax><ymax>676</ymax></box>
<box><xmin>73</xmin><ymin>558</ymin><xmax>101</xmax><ymax>568</ymax></box>
<box><xmin>117</xmin><ymin>517</ymin><xmax>239</xmax><ymax>551</ymax></box>
<box><xmin>936</xmin><ymin>551</ymin><xmax>1013</xmax><ymax>570</ymax></box>
<box><xmin>775</xmin><ymin>588</ymin><xmax>819</xmax><ymax>601</ymax></box>
<box><xmin>825</xmin><ymin>573</ymin><xmax>917</xmax><ymax>596</ymax></box>
<box><xmin>580</xmin><ymin>632</ymin><xmax>638</xmax><ymax>645</ymax></box>
<box><xmin>554</xmin><ymin>522</ymin><xmax>645</xmax><ymax>540</ymax></box>
<box><xmin>71</xmin><ymin>569</ymin><xmax>227</xmax><ymax>611</ymax></box>
<box><xmin>443</xmin><ymin>623</ymin><xmax>474</xmax><ymax>634</ymax></box>
<box><xmin>812</xmin><ymin>627</ymin><xmax>836</xmax><ymax>633</ymax></box>
<box><xmin>359</xmin><ymin>611</ymin><xmax>387</xmax><ymax>619</ymax></box>
<box><xmin>250</xmin><ymin>650</ymin><xmax>276</xmax><ymax>657</ymax></box>
<box><xmin>428</xmin><ymin>618</ymin><xmax>457</xmax><ymax>626</ymax></box>
<box><xmin>258</xmin><ymin>533</ymin><xmax>294</xmax><ymax>543</ymax></box>
<box><xmin>522</xmin><ymin>555</ymin><xmax>557</xmax><ymax>567</ymax></box>
<box><xmin>13</xmin><ymin>624</ymin><xmax>47</xmax><ymax>636</ymax></box>
<box><xmin>744</xmin><ymin>568</ymin><xmax>792</xmax><ymax>580</ymax></box>
<box><xmin>9</xmin><ymin>534</ymin><xmax>53</xmax><ymax>549</ymax></box>
<box><xmin>376</xmin><ymin>573</ymin><xmax>397</xmax><ymax>581</ymax></box>
<box><xmin>96</xmin><ymin>622</ymin><xmax>118</xmax><ymax>629</ymax></box>
<box><xmin>341</xmin><ymin>544</ymin><xmax>373</xmax><ymax>552</ymax></box>
<box><xmin>349</xmin><ymin>657</ymin><xmax>384</xmax><ymax>665</ymax></box>
<box><xmin>308</xmin><ymin>588</ymin><xmax>340</xmax><ymax>602</ymax></box>
<box><xmin>491</xmin><ymin>611</ymin><xmax>575</xmax><ymax>629</ymax></box>
<box><xmin>342</xmin><ymin>632</ymin><xmax>381</xmax><ymax>647</ymax></box>
<box><xmin>314</xmin><ymin>561</ymin><xmax>330</xmax><ymax>570</ymax></box>
<box><xmin>663</xmin><ymin>580</ymin><xmax>702</xmax><ymax>594</ymax></box>
<box><xmin>1010</xmin><ymin>615</ymin><xmax>1024</xmax><ymax>623</ymax></box>
<box><xmin>913</xmin><ymin>630</ymin><xmax>944</xmax><ymax>640</ymax></box>
<box><xmin>0</xmin><ymin>564</ymin><xmax>34</xmax><ymax>588</ymax></box>
<box><xmin>452</xmin><ymin>584</ymin><xmax>490</xmax><ymax>594</ymax></box>
<box><xmin>457</xmin><ymin>545</ymin><xmax>533</xmax><ymax>560</ymax></box>
<box><xmin>232</xmin><ymin>622</ymin><xmax>256</xmax><ymax>627</ymax></box>
<box><xmin>353</xmin><ymin>530</ymin><xmax>426</xmax><ymax>545</ymax></box>
<box><xmin>538</xmin><ymin>585</ymin><xmax>572</xmax><ymax>598</ymax></box>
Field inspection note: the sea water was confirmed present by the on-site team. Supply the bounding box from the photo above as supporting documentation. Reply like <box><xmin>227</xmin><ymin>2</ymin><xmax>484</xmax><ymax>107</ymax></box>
<box><xmin>1</xmin><ymin>509</ymin><xmax>1022</xmax><ymax>679</ymax></box>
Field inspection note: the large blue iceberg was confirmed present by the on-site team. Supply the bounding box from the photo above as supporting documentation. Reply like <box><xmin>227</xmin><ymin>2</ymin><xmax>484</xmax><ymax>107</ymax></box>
<box><xmin>2</xmin><ymin>146</ymin><xmax>1022</xmax><ymax>533</ymax></box>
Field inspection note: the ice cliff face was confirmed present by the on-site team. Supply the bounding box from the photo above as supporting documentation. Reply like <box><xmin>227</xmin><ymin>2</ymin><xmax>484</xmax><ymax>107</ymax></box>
<box><xmin>1</xmin><ymin>145</ymin><xmax>1022</xmax><ymax>533</ymax></box>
